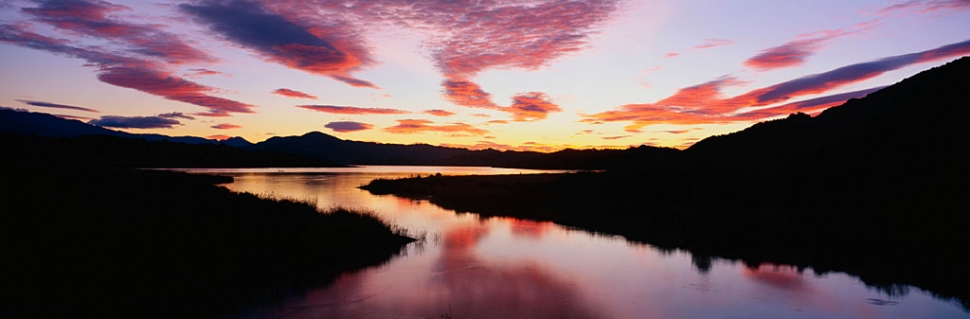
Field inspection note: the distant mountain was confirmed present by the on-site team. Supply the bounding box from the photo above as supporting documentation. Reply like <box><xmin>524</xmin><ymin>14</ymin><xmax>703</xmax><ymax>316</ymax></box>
<box><xmin>251</xmin><ymin>131</ymin><xmax>682</xmax><ymax>168</ymax></box>
<box><xmin>1</xmin><ymin>107</ymin><xmax>681</xmax><ymax>169</ymax></box>
<box><xmin>0</xmin><ymin>109</ymin><xmax>252</xmax><ymax>146</ymax></box>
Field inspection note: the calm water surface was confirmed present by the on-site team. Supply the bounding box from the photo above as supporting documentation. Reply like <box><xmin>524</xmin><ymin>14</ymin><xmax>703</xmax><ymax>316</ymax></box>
<box><xmin>175</xmin><ymin>166</ymin><xmax>967</xmax><ymax>319</ymax></box>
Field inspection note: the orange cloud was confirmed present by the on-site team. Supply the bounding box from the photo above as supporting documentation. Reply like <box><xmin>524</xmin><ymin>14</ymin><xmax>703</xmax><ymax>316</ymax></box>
<box><xmin>509</xmin><ymin>92</ymin><xmax>562</xmax><ymax>122</ymax></box>
<box><xmin>208</xmin><ymin>134</ymin><xmax>231</xmax><ymax>141</ymax></box>
<box><xmin>383</xmin><ymin>119</ymin><xmax>487</xmax><ymax>136</ymax></box>
<box><xmin>423</xmin><ymin>109</ymin><xmax>456</xmax><ymax>117</ymax></box>
<box><xmin>297</xmin><ymin>105</ymin><xmax>409</xmax><ymax>115</ymax></box>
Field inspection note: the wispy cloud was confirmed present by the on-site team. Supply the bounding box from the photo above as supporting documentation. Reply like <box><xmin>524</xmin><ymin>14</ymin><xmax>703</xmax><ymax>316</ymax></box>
<box><xmin>18</xmin><ymin>99</ymin><xmax>99</xmax><ymax>113</ymax></box>
<box><xmin>324</xmin><ymin>121</ymin><xmax>372</xmax><ymax>133</ymax></box>
<box><xmin>273</xmin><ymin>88</ymin><xmax>318</xmax><ymax>100</ymax></box>
<box><xmin>0</xmin><ymin>25</ymin><xmax>255</xmax><ymax>117</ymax></box>
<box><xmin>89</xmin><ymin>115</ymin><xmax>181</xmax><ymax>129</ymax></box>
<box><xmin>23</xmin><ymin>0</ymin><xmax>215</xmax><ymax>64</ymax></box>
<box><xmin>297</xmin><ymin>104</ymin><xmax>409</xmax><ymax>115</ymax></box>
<box><xmin>97</xmin><ymin>66</ymin><xmax>255</xmax><ymax>117</ymax></box>
<box><xmin>745</xmin><ymin>29</ymin><xmax>854</xmax><ymax>71</ymax></box>
<box><xmin>384</xmin><ymin>119</ymin><xmax>487</xmax><ymax>136</ymax></box>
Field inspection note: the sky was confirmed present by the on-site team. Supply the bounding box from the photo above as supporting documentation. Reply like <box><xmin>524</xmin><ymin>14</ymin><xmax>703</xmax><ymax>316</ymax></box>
<box><xmin>1</xmin><ymin>0</ymin><xmax>968</xmax><ymax>151</ymax></box>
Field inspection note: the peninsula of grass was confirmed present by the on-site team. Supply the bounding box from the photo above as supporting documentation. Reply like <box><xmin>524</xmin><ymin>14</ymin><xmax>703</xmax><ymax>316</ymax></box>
<box><xmin>5</xmin><ymin>165</ymin><xmax>413</xmax><ymax>319</ymax></box>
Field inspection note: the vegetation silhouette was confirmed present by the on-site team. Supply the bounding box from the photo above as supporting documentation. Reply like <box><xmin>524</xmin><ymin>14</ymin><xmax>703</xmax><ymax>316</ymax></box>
<box><xmin>3</xmin><ymin>159</ymin><xmax>412</xmax><ymax>318</ymax></box>
<box><xmin>362</xmin><ymin>57</ymin><xmax>970</xmax><ymax>309</ymax></box>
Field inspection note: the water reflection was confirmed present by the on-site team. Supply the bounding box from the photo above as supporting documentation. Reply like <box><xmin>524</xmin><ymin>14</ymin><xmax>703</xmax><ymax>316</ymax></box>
<box><xmin>171</xmin><ymin>167</ymin><xmax>967</xmax><ymax>319</ymax></box>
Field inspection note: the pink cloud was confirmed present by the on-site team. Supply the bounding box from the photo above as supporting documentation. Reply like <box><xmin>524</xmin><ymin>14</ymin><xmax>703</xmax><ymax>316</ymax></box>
<box><xmin>98</xmin><ymin>66</ymin><xmax>255</xmax><ymax>116</ymax></box>
<box><xmin>583</xmin><ymin>39</ymin><xmax>970</xmax><ymax>129</ymax></box>
<box><xmin>745</xmin><ymin>29</ymin><xmax>852</xmax><ymax>71</ymax></box>
<box><xmin>23</xmin><ymin>0</ymin><xmax>216</xmax><ymax>64</ymax></box>
<box><xmin>180</xmin><ymin>0</ymin><xmax>376</xmax><ymax>88</ymax></box>
<box><xmin>693</xmin><ymin>39</ymin><xmax>734</xmax><ymax>50</ymax></box>
<box><xmin>0</xmin><ymin>25</ymin><xmax>254</xmax><ymax>117</ymax></box>
<box><xmin>879</xmin><ymin>0</ymin><xmax>970</xmax><ymax>14</ymax></box>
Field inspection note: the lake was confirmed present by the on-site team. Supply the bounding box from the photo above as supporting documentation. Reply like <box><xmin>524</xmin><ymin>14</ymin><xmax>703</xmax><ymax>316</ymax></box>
<box><xmin>173</xmin><ymin>166</ymin><xmax>967</xmax><ymax>319</ymax></box>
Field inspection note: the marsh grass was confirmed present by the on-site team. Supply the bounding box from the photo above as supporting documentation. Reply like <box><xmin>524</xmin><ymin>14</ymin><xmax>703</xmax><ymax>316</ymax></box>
<box><xmin>4</xmin><ymin>166</ymin><xmax>414</xmax><ymax>319</ymax></box>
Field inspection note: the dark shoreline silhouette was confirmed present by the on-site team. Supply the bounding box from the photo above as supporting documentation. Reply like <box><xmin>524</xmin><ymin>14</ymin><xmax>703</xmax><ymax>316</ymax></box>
<box><xmin>3</xmin><ymin>162</ymin><xmax>413</xmax><ymax>318</ymax></box>
<box><xmin>362</xmin><ymin>57</ymin><xmax>970</xmax><ymax>310</ymax></box>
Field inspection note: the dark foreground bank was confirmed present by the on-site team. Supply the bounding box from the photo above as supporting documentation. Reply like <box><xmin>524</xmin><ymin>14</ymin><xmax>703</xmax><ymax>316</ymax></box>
<box><xmin>3</xmin><ymin>166</ymin><xmax>413</xmax><ymax>319</ymax></box>
<box><xmin>361</xmin><ymin>172</ymin><xmax>968</xmax><ymax>310</ymax></box>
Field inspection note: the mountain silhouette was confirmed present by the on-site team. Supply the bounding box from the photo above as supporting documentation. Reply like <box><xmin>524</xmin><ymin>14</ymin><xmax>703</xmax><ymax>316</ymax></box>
<box><xmin>2</xmin><ymin>107</ymin><xmax>680</xmax><ymax>168</ymax></box>
<box><xmin>0</xmin><ymin>109</ymin><xmax>252</xmax><ymax>146</ymax></box>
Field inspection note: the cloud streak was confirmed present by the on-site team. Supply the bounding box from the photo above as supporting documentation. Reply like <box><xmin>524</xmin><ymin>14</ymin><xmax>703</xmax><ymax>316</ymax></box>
<box><xmin>879</xmin><ymin>0</ymin><xmax>970</xmax><ymax>14</ymax></box>
<box><xmin>89</xmin><ymin>115</ymin><xmax>181</xmax><ymax>129</ymax></box>
<box><xmin>384</xmin><ymin>119</ymin><xmax>487</xmax><ymax>136</ymax></box>
<box><xmin>273</xmin><ymin>88</ymin><xmax>318</xmax><ymax>99</ymax></box>
<box><xmin>324</xmin><ymin>121</ymin><xmax>372</xmax><ymax>133</ymax></box>
<box><xmin>297</xmin><ymin>104</ymin><xmax>409</xmax><ymax>115</ymax></box>
<box><xmin>18</xmin><ymin>99</ymin><xmax>99</xmax><ymax>113</ymax></box>
<box><xmin>211</xmin><ymin>123</ymin><xmax>241</xmax><ymax>129</ymax></box>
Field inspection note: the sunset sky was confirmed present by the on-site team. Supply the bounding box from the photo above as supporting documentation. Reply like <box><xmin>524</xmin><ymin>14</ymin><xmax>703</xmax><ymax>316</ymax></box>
<box><xmin>1</xmin><ymin>0</ymin><xmax>968</xmax><ymax>151</ymax></box>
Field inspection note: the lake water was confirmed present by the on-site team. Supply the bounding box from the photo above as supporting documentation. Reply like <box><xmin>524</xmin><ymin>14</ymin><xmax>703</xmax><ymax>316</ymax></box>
<box><xmin>174</xmin><ymin>166</ymin><xmax>967</xmax><ymax>319</ymax></box>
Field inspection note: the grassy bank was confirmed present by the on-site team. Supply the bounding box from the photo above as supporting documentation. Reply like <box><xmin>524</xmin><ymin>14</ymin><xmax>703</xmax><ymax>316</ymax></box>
<box><xmin>361</xmin><ymin>172</ymin><xmax>968</xmax><ymax>310</ymax></box>
<box><xmin>4</xmin><ymin>166</ymin><xmax>413</xmax><ymax>319</ymax></box>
